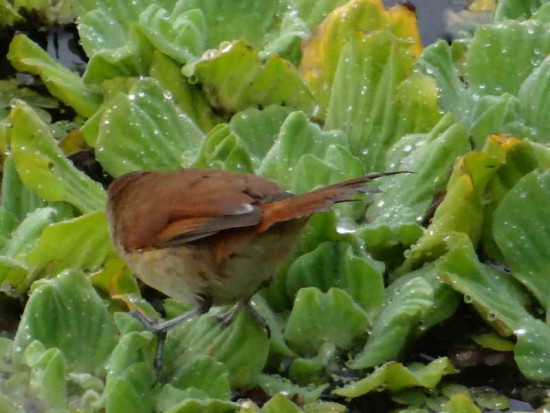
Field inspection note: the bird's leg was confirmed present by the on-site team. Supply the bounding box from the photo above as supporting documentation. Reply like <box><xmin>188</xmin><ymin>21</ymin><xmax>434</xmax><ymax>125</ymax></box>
<box><xmin>154</xmin><ymin>330</ymin><xmax>167</xmax><ymax>377</ymax></box>
<box><xmin>129</xmin><ymin>308</ymin><xmax>204</xmax><ymax>379</ymax></box>
<box><xmin>216</xmin><ymin>300</ymin><xmax>271</xmax><ymax>337</ymax></box>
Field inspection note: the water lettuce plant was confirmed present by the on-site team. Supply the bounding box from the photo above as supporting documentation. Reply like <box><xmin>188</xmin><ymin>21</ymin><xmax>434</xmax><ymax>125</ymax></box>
<box><xmin>0</xmin><ymin>0</ymin><xmax>549</xmax><ymax>411</ymax></box>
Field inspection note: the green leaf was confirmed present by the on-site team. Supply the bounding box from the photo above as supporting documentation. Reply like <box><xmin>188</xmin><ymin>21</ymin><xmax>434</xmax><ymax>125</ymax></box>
<box><xmin>253</xmin><ymin>374</ymin><xmax>326</xmax><ymax>404</ymax></box>
<box><xmin>0</xmin><ymin>394</ymin><xmax>24</xmax><ymax>413</ymax></box>
<box><xmin>534</xmin><ymin>2</ymin><xmax>550</xmax><ymax>22</ymax></box>
<box><xmin>0</xmin><ymin>336</ymin><xmax>13</xmax><ymax>373</ymax></box>
<box><xmin>414</xmin><ymin>272</ymin><xmax>461</xmax><ymax>334</ymax></box>
<box><xmin>7</xmin><ymin>34</ymin><xmax>101</xmax><ymax>117</ymax></box>
<box><xmin>166</xmin><ymin>309</ymin><xmax>269</xmax><ymax>388</ymax></box>
<box><xmin>357</xmin><ymin>221</ymin><xmax>424</xmax><ymax>262</ymax></box>
<box><xmin>9</xmin><ymin>101</ymin><xmax>106</xmax><ymax>213</ymax></box>
<box><xmin>78</xmin><ymin>8</ymin><xmax>128</xmax><ymax>54</ymax></box>
<box><xmin>138</xmin><ymin>6</ymin><xmax>206</xmax><ymax>64</ymax></box>
<box><xmin>284</xmin><ymin>287</ymin><xmax>369</xmax><ymax>355</ymax></box>
<box><xmin>367</xmin><ymin>115</ymin><xmax>470</xmax><ymax>226</ymax></box>
<box><xmin>261</xmin><ymin>393</ymin><xmax>302</xmax><ymax>413</ymax></box>
<box><xmin>438</xmin><ymin>233</ymin><xmax>533</xmax><ymax>333</ymax></box>
<box><xmin>399</xmin><ymin>152</ymin><xmax>501</xmax><ymax>273</ymax></box>
<box><xmin>261</xmin><ymin>9</ymin><xmax>309</xmax><ymax>64</ymax></box>
<box><xmin>325</xmin><ymin>32</ymin><xmax>440</xmax><ymax>170</ymax></box>
<box><xmin>75</xmin><ymin>0</ymin><xmax>158</xmax><ymax>25</ymax></box>
<box><xmin>182</xmin><ymin>40</ymin><xmax>316</xmax><ymax>117</ymax></box>
<box><xmin>79</xmin><ymin>11</ymin><xmax>155</xmax><ymax>83</ymax></box>
<box><xmin>260</xmin><ymin>111</ymin><xmax>345</xmax><ymax>190</ymax></box>
<box><xmin>351</xmin><ymin>272</ymin><xmax>434</xmax><ymax>369</ymax></box>
<box><xmin>190</xmin><ymin>124</ymin><xmax>254</xmax><ymax>173</ymax></box>
<box><xmin>286</xmin><ymin>242</ymin><xmax>384</xmax><ymax>318</ymax></box>
<box><xmin>471</xmin><ymin>333</ymin><xmax>514</xmax><ymax>352</ymax></box>
<box><xmin>174</xmin><ymin>0</ymin><xmax>282</xmax><ymax>50</ymax></box>
<box><xmin>293</xmin><ymin>0</ymin><xmax>349</xmax><ymax>28</ymax></box>
<box><xmin>96</xmin><ymin>78</ymin><xmax>204</xmax><ymax>177</ymax></box>
<box><xmin>23</xmin><ymin>211</ymin><xmax>113</xmax><ymax>279</ymax></box>
<box><xmin>437</xmin><ymin>233</ymin><xmax>550</xmax><ymax>380</ymax></box>
<box><xmin>0</xmin><ymin>208</ymin><xmax>18</xmax><ymax>249</ymax></box>
<box><xmin>294</xmin><ymin>211</ymin><xmax>347</xmax><ymax>257</ymax></box>
<box><xmin>2</xmin><ymin>207</ymin><xmax>57</xmax><ymax>258</ymax></box>
<box><xmin>303</xmin><ymin>401</ymin><xmax>346</xmax><ymax>413</ymax></box>
<box><xmin>289</xmin><ymin>145</ymin><xmax>365</xmax><ymax>212</ymax></box>
<box><xmin>467</xmin><ymin>20</ymin><xmax>550</xmax><ymax>96</ymax></box>
<box><xmin>169</xmin><ymin>353</ymin><xmax>231</xmax><ymax>400</ymax></box>
<box><xmin>156</xmin><ymin>385</ymin><xmax>208</xmax><ymax>412</ymax></box>
<box><xmin>105</xmin><ymin>363</ymin><xmax>156</xmax><ymax>413</ymax></box>
<box><xmin>23</xmin><ymin>342</ymin><xmax>68</xmax><ymax>409</ymax></box>
<box><xmin>442</xmin><ymin>394</ymin><xmax>481</xmax><ymax>413</ymax></box>
<box><xmin>229</xmin><ymin>105</ymin><xmax>293</xmax><ymax>165</ymax></box>
<box><xmin>2</xmin><ymin>156</ymin><xmax>75</xmax><ymax>225</ymax></box>
<box><xmin>288</xmin><ymin>342</ymin><xmax>336</xmax><ymax>385</ymax></box>
<box><xmin>165</xmin><ymin>397</ymin><xmax>240</xmax><ymax>413</ymax></box>
<box><xmin>104</xmin><ymin>330</ymin><xmax>154</xmax><ymax>379</ymax></box>
<box><xmin>0</xmin><ymin>256</ymin><xmax>28</xmax><ymax>296</ymax></box>
<box><xmin>14</xmin><ymin>270</ymin><xmax>118</xmax><ymax>376</ymax></box>
<box><xmin>0</xmin><ymin>0</ymin><xmax>22</xmax><ymax>26</ymax></box>
<box><xmin>166</xmin><ymin>399</ymin><xmax>239</xmax><ymax>413</ymax></box>
<box><xmin>418</xmin><ymin>41</ymin><xmax>475</xmax><ymax>131</ymax></box>
<box><xmin>392</xmin><ymin>388</ymin><xmax>428</xmax><ymax>407</ymax></box>
<box><xmin>468</xmin><ymin>94</ymin><xmax>529</xmax><ymax>147</ymax></box>
<box><xmin>480</xmin><ymin>135</ymin><xmax>549</xmax><ymax>259</ymax></box>
<box><xmin>333</xmin><ymin>358</ymin><xmax>456</xmax><ymax>398</ymax></box>
<box><xmin>518</xmin><ymin>56</ymin><xmax>550</xmax><ymax>143</ymax></box>
<box><xmin>471</xmin><ymin>387</ymin><xmax>509</xmax><ymax>411</ymax></box>
<box><xmin>494</xmin><ymin>0</ymin><xmax>546</xmax><ymax>21</ymax></box>
<box><xmin>418</xmin><ymin>41</ymin><xmax>535</xmax><ymax>146</ymax></box>
<box><xmin>493</xmin><ymin>169</ymin><xmax>550</xmax><ymax>311</ymax></box>
<box><xmin>13</xmin><ymin>0</ymin><xmax>76</xmax><ymax>24</ymax></box>
<box><xmin>150</xmin><ymin>51</ymin><xmax>220</xmax><ymax>132</ymax></box>
<box><xmin>101</xmin><ymin>331</ymin><xmax>156</xmax><ymax>413</ymax></box>
<box><xmin>246</xmin><ymin>294</ymin><xmax>296</xmax><ymax>358</ymax></box>
<box><xmin>0</xmin><ymin>79</ymin><xmax>58</xmax><ymax>119</ymax></box>
<box><xmin>514</xmin><ymin>318</ymin><xmax>550</xmax><ymax>382</ymax></box>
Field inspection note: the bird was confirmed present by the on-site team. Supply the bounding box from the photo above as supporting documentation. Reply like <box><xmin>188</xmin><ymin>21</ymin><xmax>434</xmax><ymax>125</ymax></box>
<box><xmin>106</xmin><ymin>168</ymin><xmax>405</xmax><ymax>376</ymax></box>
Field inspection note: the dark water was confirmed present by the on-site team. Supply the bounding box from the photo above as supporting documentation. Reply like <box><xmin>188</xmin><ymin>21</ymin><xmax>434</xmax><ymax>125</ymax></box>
<box><xmin>382</xmin><ymin>0</ymin><xmax>471</xmax><ymax>45</ymax></box>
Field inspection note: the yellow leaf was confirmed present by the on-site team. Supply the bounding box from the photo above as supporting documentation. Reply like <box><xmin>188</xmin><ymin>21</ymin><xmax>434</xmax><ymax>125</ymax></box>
<box><xmin>388</xmin><ymin>2</ymin><xmax>422</xmax><ymax>58</ymax></box>
<box><xmin>300</xmin><ymin>0</ymin><xmax>422</xmax><ymax>113</ymax></box>
<box><xmin>300</xmin><ymin>0</ymin><xmax>391</xmax><ymax>110</ymax></box>
<box><xmin>59</xmin><ymin>130</ymin><xmax>87</xmax><ymax>156</ymax></box>
<box><xmin>468</xmin><ymin>0</ymin><xmax>496</xmax><ymax>12</ymax></box>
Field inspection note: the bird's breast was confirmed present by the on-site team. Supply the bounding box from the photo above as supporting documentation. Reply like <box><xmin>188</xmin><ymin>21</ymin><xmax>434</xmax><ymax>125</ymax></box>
<box><xmin>121</xmin><ymin>246</ymin><xmax>215</xmax><ymax>306</ymax></box>
<box><xmin>116</xmin><ymin>220</ymin><xmax>306</xmax><ymax>307</ymax></box>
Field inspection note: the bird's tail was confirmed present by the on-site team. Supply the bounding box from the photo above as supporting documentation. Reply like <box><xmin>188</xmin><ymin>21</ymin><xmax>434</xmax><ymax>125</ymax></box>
<box><xmin>258</xmin><ymin>171</ymin><xmax>409</xmax><ymax>231</ymax></box>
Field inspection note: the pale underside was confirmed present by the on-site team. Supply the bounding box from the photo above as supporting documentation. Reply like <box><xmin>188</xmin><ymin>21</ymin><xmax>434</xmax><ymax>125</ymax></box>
<box><xmin>116</xmin><ymin>221</ymin><xmax>304</xmax><ymax>307</ymax></box>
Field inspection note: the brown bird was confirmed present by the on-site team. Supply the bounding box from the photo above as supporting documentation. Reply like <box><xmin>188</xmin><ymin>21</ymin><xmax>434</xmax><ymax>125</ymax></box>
<box><xmin>106</xmin><ymin>168</ymin><xmax>404</xmax><ymax>374</ymax></box>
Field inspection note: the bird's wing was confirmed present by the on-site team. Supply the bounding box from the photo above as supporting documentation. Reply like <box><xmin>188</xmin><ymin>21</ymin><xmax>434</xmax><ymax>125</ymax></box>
<box><xmin>147</xmin><ymin>169</ymin><xmax>287</xmax><ymax>248</ymax></box>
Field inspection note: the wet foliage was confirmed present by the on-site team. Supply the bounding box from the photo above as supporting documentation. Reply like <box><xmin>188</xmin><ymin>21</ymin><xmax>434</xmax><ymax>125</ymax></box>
<box><xmin>0</xmin><ymin>0</ymin><xmax>549</xmax><ymax>411</ymax></box>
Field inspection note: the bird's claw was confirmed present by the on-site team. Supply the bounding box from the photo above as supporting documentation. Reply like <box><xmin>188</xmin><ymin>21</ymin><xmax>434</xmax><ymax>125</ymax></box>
<box><xmin>128</xmin><ymin>308</ymin><xmax>204</xmax><ymax>382</ymax></box>
<box><xmin>129</xmin><ymin>310</ymin><xmax>164</xmax><ymax>334</ymax></box>
<box><xmin>215</xmin><ymin>301</ymin><xmax>271</xmax><ymax>338</ymax></box>
<box><xmin>216</xmin><ymin>304</ymin><xmax>240</xmax><ymax>327</ymax></box>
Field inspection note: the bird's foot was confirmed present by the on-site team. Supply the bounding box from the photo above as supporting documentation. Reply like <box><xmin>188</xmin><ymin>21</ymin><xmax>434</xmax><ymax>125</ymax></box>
<box><xmin>216</xmin><ymin>302</ymin><xmax>241</xmax><ymax>327</ymax></box>
<box><xmin>216</xmin><ymin>301</ymin><xmax>271</xmax><ymax>337</ymax></box>
<box><xmin>129</xmin><ymin>310</ymin><xmax>162</xmax><ymax>334</ymax></box>
<box><xmin>130</xmin><ymin>309</ymin><xmax>202</xmax><ymax>334</ymax></box>
<box><xmin>128</xmin><ymin>308</ymin><xmax>203</xmax><ymax>380</ymax></box>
